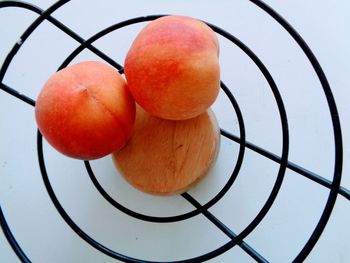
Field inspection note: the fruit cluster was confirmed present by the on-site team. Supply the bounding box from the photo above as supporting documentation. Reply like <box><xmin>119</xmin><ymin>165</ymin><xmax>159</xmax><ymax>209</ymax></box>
<box><xmin>35</xmin><ymin>16</ymin><xmax>221</xmax><ymax>195</ymax></box>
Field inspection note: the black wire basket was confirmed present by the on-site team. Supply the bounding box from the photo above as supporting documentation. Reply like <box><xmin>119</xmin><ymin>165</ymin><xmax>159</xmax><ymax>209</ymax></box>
<box><xmin>0</xmin><ymin>0</ymin><xmax>347</xmax><ymax>262</ymax></box>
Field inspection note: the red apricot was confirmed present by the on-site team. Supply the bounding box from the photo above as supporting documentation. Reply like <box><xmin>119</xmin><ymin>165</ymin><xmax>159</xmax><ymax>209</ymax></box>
<box><xmin>35</xmin><ymin>61</ymin><xmax>135</xmax><ymax>160</ymax></box>
<box><xmin>124</xmin><ymin>15</ymin><xmax>220</xmax><ymax>120</ymax></box>
<box><xmin>112</xmin><ymin>106</ymin><xmax>220</xmax><ymax>195</ymax></box>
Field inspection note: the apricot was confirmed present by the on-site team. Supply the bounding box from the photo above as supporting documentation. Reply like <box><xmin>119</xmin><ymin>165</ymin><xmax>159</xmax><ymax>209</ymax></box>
<box><xmin>124</xmin><ymin>15</ymin><xmax>220</xmax><ymax>120</ymax></box>
<box><xmin>112</xmin><ymin>106</ymin><xmax>220</xmax><ymax>195</ymax></box>
<box><xmin>35</xmin><ymin>61</ymin><xmax>135</xmax><ymax>160</ymax></box>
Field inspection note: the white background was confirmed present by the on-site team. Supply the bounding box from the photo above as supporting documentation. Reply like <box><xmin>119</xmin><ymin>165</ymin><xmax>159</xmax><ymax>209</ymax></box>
<box><xmin>1</xmin><ymin>0</ymin><xmax>349</xmax><ymax>262</ymax></box>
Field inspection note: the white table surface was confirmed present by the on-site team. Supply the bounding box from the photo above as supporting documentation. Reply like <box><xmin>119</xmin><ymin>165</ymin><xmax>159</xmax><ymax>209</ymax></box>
<box><xmin>1</xmin><ymin>0</ymin><xmax>349</xmax><ymax>262</ymax></box>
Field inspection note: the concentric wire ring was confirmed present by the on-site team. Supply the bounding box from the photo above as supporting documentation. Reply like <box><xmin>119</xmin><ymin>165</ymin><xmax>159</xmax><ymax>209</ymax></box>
<box><xmin>36</xmin><ymin>14</ymin><xmax>289</xmax><ymax>262</ymax></box>
<box><xmin>249</xmin><ymin>1</ymin><xmax>343</xmax><ymax>261</ymax></box>
<box><xmin>84</xmin><ymin>80</ymin><xmax>246</xmax><ymax>223</ymax></box>
<box><xmin>0</xmin><ymin>0</ymin><xmax>343</xmax><ymax>262</ymax></box>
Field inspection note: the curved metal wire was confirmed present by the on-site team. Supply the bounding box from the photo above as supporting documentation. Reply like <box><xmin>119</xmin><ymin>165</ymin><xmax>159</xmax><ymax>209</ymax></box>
<box><xmin>37</xmin><ymin>14</ymin><xmax>289</xmax><ymax>261</ymax></box>
<box><xmin>249</xmin><ymin>1</ymin><xmax>343</xmax><ymax>262</ymax></box>
<box><xmin>0</xmin><ymin>0</ymin><xmax>344</xmax><ymax>262</ymax></box>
